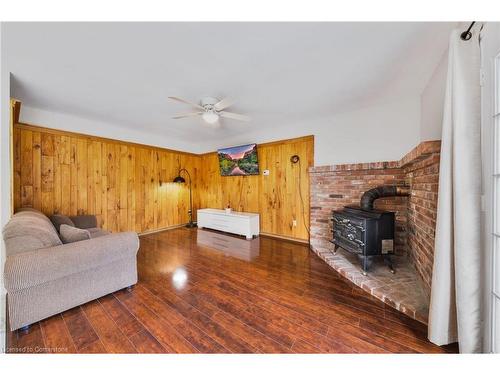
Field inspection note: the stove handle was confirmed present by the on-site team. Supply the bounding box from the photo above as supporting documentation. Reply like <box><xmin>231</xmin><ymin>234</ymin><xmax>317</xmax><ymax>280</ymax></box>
<box><xmin>345</xmin><ymin>222</ymin><xmax>366</xmax><ymax>233</ymax></box>
<box><xmin>332</xmin><ymin>217</ymin><xmax>365</xmax><ymax>231</ymax></box>
<box><xmin>346</xmin><ymin>233</ymin><xmax>364</xmax><ymax>245</ymax></box>
<box><xmin>331</xmin><ymin>217</ymin><xmax>349</xmax><ymax>224</ymax></box>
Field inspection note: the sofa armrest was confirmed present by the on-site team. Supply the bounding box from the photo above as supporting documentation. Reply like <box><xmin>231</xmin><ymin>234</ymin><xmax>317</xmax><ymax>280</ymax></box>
<box><xmin>70</xmin><ymin>215</ymin><xmax>98</xmax><ymax>229</ymax></box>
<box><xmin>4</xmin><ymin>232</ymin><xmax>139</xmax><ymax>292</ymax></box>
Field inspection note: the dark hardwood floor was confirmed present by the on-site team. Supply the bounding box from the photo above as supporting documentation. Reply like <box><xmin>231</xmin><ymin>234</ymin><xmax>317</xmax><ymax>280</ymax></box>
<box><xmin>6</xmin><ymin>228</ymin><xmax>458</xmax><ymax>353</ymax></box>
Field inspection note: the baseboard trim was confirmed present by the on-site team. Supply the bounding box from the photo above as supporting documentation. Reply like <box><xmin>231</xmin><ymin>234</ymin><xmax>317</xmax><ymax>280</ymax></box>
<box><xmin>138</xmin><ymin>223</ymin><xmax>189</xmax><ymax>237</ymax></box>
<box><xmin>259</xmin><ymin>232</ymin><xmax>310</xmax><ymax>245</ymax></box>
<box><xmin>138</xmin><ymin>226</ymin><xmax>310</xmax><ymax>246</ymax></box>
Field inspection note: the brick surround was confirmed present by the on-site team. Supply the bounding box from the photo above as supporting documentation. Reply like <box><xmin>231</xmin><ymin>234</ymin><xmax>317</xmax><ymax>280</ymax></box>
<box><xmin>309</xmin><ymin>162</ymin><xmax>408</xmax><ymax>255</ymax></box>
<box><xmin>309</xmin><ymin>141</ymin><xmax>441</xmax><ymax>321</ymax></box>
<box><xmin>403</xmin><ymin>143</ymin><xmax>441</xmax><ymax>291</ymax></box>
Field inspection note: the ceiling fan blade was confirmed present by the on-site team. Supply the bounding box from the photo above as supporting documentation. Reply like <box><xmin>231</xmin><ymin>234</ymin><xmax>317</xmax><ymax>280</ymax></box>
<box><xmin>214</xmin><ymin>97</ymin><xmax>235</xmax><ymax>111</ymax></box>
<box><xmin>168</xmin><ymin>96</ymin><xmax>205</xmax><ymax>110</ymax></box>
<box><xmin>219</xmin><ymin>111</ymin><xmax>251</xmax><ymax>122</ymax></box>
<box><xmin>172</xmin><ymin>112</ymin><xmax>203</xmax><ymax>119</ymax></box>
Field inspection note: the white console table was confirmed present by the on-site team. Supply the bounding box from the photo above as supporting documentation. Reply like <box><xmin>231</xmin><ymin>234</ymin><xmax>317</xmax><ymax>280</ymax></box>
<box><xmin>197</xmin><ymin>208</ymin><xmax>259</xmax><ymax>240</ymax></box>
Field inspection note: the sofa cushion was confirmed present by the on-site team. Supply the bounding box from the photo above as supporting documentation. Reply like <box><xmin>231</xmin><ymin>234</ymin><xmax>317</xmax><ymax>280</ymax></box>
<box><xmin>87</xmin><ymin>228</ymin><xmax>111</xmax><ymax>238</ymax></box>
<box><xmin>3</xmin><ymin>209</ymin><xmax>62</xmax><ymax>256</ymax></box>
<box><xmin>59</xmin><ymin>224</ymin><xmax>91</xmax><ymax>244</ymax></box>
<box><xmin>4</xmin><ymin>232</ymin><xmax>140</xmax><ymax>292</ymax></box>
<box><xmin>70</xmin><ymin>215</ymin><xmax>97</xmax><ymax>229</ymax></box>
<box><xmin>16</xmin><ymin>208</ymin><xmax>53</xmax><ymax>223</ymax></box>
<box><xmin>49</xmin><ymin>214</ymin><xmax>75</xmax><ymax>233</ymax></box>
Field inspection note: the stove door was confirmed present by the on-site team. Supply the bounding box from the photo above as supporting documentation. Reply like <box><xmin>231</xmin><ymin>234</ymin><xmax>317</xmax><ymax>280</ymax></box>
<box><xmin>332</xmin><ymin>213</ymin><xmax>365</xmax><ymax>254</ymax></box>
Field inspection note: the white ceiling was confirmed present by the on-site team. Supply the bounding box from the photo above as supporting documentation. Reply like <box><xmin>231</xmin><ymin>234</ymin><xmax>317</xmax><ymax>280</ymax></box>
<box><xmin>3</xmin><ymin>22</ymin><xmax>455</xmax><ymax>153</ymax></box>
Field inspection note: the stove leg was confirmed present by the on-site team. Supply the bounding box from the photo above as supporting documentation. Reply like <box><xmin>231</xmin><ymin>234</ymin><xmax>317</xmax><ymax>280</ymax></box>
<box><xmin>384</xmin><ymin>254</ymin><xmax>396</xmax><ymax>274</ymax></box>
<box><xmin>362</xmin><ymin>256</ymin><xmax>369</xmax><ymax>276</ymax></box>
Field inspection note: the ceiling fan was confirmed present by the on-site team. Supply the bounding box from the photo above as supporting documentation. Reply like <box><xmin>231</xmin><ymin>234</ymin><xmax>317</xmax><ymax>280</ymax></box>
<box><xmin>168</xmin><ymin>96</ymin><xmax>251</xmax><ymax>125</ymax></box>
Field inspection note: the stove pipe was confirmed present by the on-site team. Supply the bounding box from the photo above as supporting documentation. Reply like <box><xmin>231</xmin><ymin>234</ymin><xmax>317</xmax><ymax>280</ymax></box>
<box><xmin>360</xmin><ymin>185</ymin><xmax>410</xmax><ymax>211</ymax></box>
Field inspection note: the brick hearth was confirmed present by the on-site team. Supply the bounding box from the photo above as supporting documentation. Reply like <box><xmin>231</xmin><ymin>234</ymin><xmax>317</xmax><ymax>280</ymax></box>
<box><xmin>311</xmin><ymin>238</ymin><xmax>430</xmax><ymax>323</ymax></box>
<box><xmin>309</xmin><ymin>141</ymin><xmax>440</xmax><ymax>323</ymax></box>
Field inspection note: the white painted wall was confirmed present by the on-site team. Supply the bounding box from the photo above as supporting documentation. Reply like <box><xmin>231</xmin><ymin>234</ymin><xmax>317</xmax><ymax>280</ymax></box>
<box><xmin>420</xmin><ymin>51</ymin><xmax>448</xmax><ymax>141</ymax></box>
<box><xmin>4</xmin><ymin>22</ymin><xmax>455</xmax><ymax>152</ymax></box>
<box><xmin>0</xmin><ymin>23</ymin><xmax>10</xmax><ymax>353</ymax></box>
<box><xmin>315</xmin><ymin>95</ymin><xmax>422</xmax><ymax>165</ymax></box>
<box><xmin>15</xmin><ymin>38</ymin><xmax>450</xmax><ymax>167</ymax></box>
<box><xmin>17</xmin><ymin>50</ymin><xmax>450</xmax><ymax>168</ymax></box>
<box><xmin>20</xmin><ymin>105</ymin><xmax>196</xmax><ymax>153</ymax></box>
<box><xmin>222</xmin><ymin>94</ymin><xmax>422</xmax><ymax>166</ymax></box>
<box><xmin>21</xmin><ymin>95</ymin><xmax>422</xmax><ymax>167</ymax></box>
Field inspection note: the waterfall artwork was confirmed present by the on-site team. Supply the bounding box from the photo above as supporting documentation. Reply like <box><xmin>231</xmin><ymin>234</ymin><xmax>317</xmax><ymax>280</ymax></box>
<box><xmin>217</xmin><ymin>143</ymin><xmax>259</xmax><ymax>176</ymax></box>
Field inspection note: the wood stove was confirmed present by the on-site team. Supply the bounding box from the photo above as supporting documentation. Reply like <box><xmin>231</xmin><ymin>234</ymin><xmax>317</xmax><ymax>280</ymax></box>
<box><xmin>331</xmin><ymin>185</ymin><xmax>409</xmax><ymax>275</ymax></box>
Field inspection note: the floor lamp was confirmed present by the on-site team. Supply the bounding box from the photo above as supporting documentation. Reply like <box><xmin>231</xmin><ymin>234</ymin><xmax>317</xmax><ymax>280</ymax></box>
<box><xmin>173</xmin><ymin>168</ymin><xmax>196</xmax><ymax>228</ymax></box>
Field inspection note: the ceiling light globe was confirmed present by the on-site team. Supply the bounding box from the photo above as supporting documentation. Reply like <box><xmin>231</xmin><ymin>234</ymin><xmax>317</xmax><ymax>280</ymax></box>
<box><xmin>202</xmin><ymin>112</ymin><xmax>219</xmax><ymax>124</ymax></box>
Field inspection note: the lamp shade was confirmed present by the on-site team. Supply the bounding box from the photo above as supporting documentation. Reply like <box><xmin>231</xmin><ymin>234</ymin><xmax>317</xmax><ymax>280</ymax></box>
<box><xmin>173</xmin><ymin>175</ymin><xmax>186</xmax><ymax>183</ymax></box>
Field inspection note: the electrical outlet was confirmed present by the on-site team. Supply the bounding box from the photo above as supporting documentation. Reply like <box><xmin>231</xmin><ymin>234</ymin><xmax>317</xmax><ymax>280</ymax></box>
<box><xmin>292</xmin><ymin>219</ymin><xmax>297</xmax><ymax>227</ymax></box>
<box><xmin>263</xmin><ymin>169</ymin><xmax>270</xmax><ymax>176</ymax></box>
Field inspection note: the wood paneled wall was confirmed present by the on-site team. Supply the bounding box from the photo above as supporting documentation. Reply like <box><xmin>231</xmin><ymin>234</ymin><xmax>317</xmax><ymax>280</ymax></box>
<box><xmin>198</xmin><ymin>136</ymin><xmax>314</xmax><ymax>241</ymax></box>
<box><xmin>13</xmin><ymin>121</ymin><xmax>313</xmax><ymax>241</ymax></box>
<box><xmin>13</xmin><ymin>123</ymin><xmax>201</xmax><ymax>234</ymax></box>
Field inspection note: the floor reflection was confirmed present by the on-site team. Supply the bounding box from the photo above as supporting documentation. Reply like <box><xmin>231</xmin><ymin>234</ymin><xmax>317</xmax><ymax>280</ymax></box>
<box><xmin>172</xmin><ymin>267</ymin><xmax>188</xmax><ymax>290</ymax></box>
<box><xmin>196</xmin><ymin>229</ymin><xmax>260</xmax><ymax>261</ymax></box>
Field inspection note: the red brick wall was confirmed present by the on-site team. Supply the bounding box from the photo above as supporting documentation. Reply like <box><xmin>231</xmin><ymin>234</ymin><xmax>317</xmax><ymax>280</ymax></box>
<box><xmin>309</xmin><ymin>141</ymin><xmax>441</xmax><ymax>293</ymax></box>
<box><xmin>404</xmin><ymin>148</ymin><xmax>440</xmax><ymax>292</ymax></box>
<box><xmin>309</xmin><ymin>162</ymin><xmax>408</xmax><ymax>255</ymax></box>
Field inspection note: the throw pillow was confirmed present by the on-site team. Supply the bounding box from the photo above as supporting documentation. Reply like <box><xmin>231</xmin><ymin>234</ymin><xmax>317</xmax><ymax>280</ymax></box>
<box><xmin>50</xmin><ymin>214</ymin><xmax>75</xmax><ymax>233</ymax></box>
<box><xmin>59</xmin><ymin>224</ymin><xmax>91</xmax><ymax>244</ymax></box>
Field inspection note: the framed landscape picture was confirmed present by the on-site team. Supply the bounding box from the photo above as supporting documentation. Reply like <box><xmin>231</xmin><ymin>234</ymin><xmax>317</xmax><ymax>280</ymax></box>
<box><xmin>217</xmin><ymin>143</ymin><xmax>259</xmax><ymax>176</ymax></box>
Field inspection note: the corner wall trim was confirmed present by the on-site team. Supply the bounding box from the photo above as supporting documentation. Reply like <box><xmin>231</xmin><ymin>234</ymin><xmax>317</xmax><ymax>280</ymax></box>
<box><xmin>138</xmin><ymin>223</ymin><xmax>189</xmax><ymax>236</ymax></box>
<box><xmin>259</xmin><ymin>232</ymin><xmax>310</xmax><ymax>245</ymax></box>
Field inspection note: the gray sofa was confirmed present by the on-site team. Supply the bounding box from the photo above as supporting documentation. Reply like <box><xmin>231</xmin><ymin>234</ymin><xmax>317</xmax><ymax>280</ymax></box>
<box><xmin>2</xmin><ymin>208</ymin><xmax>139</xmax><ymax>331</ymax></box>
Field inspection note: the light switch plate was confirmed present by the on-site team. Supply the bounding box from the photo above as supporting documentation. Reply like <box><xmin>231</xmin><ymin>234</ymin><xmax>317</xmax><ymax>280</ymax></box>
<box><xmin>263</xmin><ymin>169</ymin><xmax>270</xmax><ymax>176</ymax></box>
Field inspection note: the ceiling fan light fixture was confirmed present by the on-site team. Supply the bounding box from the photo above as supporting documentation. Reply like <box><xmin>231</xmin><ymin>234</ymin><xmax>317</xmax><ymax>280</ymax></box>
<box><xmin>169</xmin><ymin>96</ymin><xmax>249</xmax><ymax>124</ymax></box>
<box><xmin>202</xmin><ymin>111</ymin><xmax>219</xmax><ymax>124</ymax></box>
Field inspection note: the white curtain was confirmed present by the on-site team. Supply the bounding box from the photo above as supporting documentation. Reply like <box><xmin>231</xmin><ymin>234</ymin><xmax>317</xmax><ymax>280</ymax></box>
<box><xmin>428</xmin><ymin>28</ymin><xmax>482</xmax><ymax>353</ymax></box>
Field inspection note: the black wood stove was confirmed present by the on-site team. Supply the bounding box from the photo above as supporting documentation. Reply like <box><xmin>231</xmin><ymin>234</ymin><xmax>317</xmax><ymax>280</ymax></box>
<box><xmin>331</xmin><ymin>185</ymin><xmax>409</xmax><ymax>275</ymax></box>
